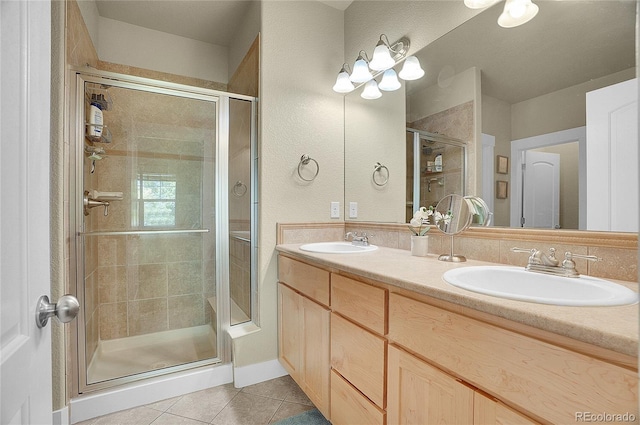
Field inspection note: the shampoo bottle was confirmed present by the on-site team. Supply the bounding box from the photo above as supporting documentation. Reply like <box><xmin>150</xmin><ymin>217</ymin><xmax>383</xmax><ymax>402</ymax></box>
<box><xmin>434</xmin><ymin>153</ymin><xmax>443</xmax><ymax>172</ymax></box>
<box><xmin>88</xmin><ymin>94</ymin><xmax>104</xmax><ymax>138</ymax></box>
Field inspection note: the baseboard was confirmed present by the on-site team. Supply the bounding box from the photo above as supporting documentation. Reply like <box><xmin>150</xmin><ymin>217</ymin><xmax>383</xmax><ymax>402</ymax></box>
<box><xmin>69</xmin><ymin>363</ymin><xmax>233</xmax><ymax>424</ymax></box>
<box><xmin>52</xmin><ymin>406</ymin><xmax>69</xmax><ymax>425</ymax></box>
<box><xmin>233</xmin><ymin>358</ymin><xmax>288</xmax><ymax>388</ymax></box>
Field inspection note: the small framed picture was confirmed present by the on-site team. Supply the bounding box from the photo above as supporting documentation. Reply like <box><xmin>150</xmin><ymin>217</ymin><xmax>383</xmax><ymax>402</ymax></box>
<box><xmin>496</xmin><ymin>180</ymin><xmax>508</xmax><ymax>199</ymax></box>
<box><xmin>496</xmin><ymin>155</ymin><xmax>509</xmax><ymax>174</ymax></box>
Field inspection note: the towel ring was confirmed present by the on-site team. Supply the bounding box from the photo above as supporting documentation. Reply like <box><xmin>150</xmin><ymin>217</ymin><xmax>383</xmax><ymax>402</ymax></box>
<box><xmin>232</xmin><ymin>181</ymin><xmax>247</xmax><ymax>197</ymax></box>
<box><xmin>297</xmin><ymin>154</ymin><xmax>319</xmax><ymax>182</ymax></box>
<box><xmin>373</xmin><ymin>162</ymin><xmax>389</xmax><ymax>186</ymax></box>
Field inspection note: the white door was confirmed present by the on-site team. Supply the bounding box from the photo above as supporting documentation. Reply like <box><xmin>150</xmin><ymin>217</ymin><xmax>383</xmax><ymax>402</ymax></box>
<box><xmin>1</xmin><ymin>1</ymin><xmax>53</xmax><ymax>424</ymax></box>
<box><xmin>522</xmin><ymin>151</ymin><xmax>560</xmax><ymax>228</ymax></box>
<box><xmin>586</xmin><ymin>78</ymin><xmax>638</xmax><ymax>232</ymax></box>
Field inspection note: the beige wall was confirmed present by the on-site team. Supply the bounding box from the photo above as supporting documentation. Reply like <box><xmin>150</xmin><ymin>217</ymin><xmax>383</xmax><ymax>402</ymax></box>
<box><xmin>232</xmin><ymin>0</ymin><xmax>345</xmax><ymax>368</ymax></box>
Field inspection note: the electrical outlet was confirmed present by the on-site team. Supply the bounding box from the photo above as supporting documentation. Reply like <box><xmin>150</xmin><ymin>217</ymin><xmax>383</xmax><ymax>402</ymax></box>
<box><xmin>330</xmin><ymin>201</ymin><xmax>340</xmax><ymax>219</ymax></box>
<box><xmin>349</xmin><ymin>202</ymin><xmax>358</xmax><ymax>218</ymax></box>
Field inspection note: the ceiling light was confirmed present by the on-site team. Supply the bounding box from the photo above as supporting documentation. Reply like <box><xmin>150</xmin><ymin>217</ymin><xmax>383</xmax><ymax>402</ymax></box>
<box><xmin>349</xmin><ymin>51</ymin><xmax>373</xmax><ymax>83</ymax></box>
<box><xmin>332</xmin><ymin>64</ymin><xmax>355</xmax><ymax>93</ymax></box>
<box><xmin>378</xmin><ymin>69</ymin><xmax>401</xmax><ymax>91</ymax></box>
<box><xmin>398</xmin><ymin>56</ymin><xmax>425</xmax><ymax>81</ymax></box>
<box><xmin>498</xmin><ymin>0</ymin><xmax>539</xmax><ymax>27</ymax></box>
<box><xmin>361</xmin><ymin>80</ymin><xmax>382</xmax><ymax>100</ymax></box>
<box><xmin>369</xmin><ymin>35</ymin><xmax>396</xmax><ymax>71</ymax></box>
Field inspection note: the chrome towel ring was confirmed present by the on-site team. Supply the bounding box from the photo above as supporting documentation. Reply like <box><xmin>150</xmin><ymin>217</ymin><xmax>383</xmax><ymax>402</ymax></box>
<box><xmin>232</xmin><ymin>180</ymin><xmax>247</xmax><ymax>197</ymax></box>
<box><xmin>297</xmin><ymin>154</ymin><xmax>319</xmax><ymax>182</ymax></box>
<box><xmin>373</xmin><ymin>162</ymin><xmax>389</xmax><ymax>186</ymax></box>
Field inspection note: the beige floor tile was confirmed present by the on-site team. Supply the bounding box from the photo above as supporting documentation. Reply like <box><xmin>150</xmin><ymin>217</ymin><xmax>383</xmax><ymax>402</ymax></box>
<box><xmin>146</xmin><ymin>395</ymin><xmax>182</xmax><ymax>412</ymax></box>
<box><xmin>151</xmin><ymin>412</ymin><xmax>209</xmax><ymax>424</ymax></box>
<box><xmin>269</xmin><ymin>401</ymin><xmax>315</xmax><ymax>424</ymax></box>
<box><xmin>166</xmin><ymin>383</ymin><xmax>240</xmax><ymax>423</ymax></box>
<box><xmin>211</xmin><ymin>392</ymin><xmax>281</xmax><ymax>425</ymax></box>
<box><xmin>240</xmin><ymin>375</ymin><xmax>299</xmax><ymax>400</ymax></box>
<box><xmin>283</xmin><ymin>382</ymin><xmax>313</xmax><ymax>406</ymax></box>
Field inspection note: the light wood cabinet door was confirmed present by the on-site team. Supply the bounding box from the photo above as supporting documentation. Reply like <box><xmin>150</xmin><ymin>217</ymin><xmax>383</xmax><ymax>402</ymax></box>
<box><xmin>331</xmin><ymin>370</ymin><xmax>385</xmax><ymax>425</ymax></box>
<box><xmin>278</xmin><ymin>283</ymin><xmax>301</xmax><ymax>378</ymax></box>
<box><xmin>474</xmin><ymin>393</ymin><xmax>540</xmax><ymax>425</ymax></box>
<box><xmin>387</xmin><ymin>345</ymin><xmax>474</xmax><ymax>425</ymax></box>
<box><xmin>301</xmin><ymin>296</ymin><xmax>331</xmax><ymax>418</ymax></box>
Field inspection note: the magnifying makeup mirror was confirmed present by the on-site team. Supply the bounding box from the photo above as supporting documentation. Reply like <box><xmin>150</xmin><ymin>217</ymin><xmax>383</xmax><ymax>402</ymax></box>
<box><xmin>435</xmin><ymin>194</ymin><xmax>473</xmax><ymax>262</ymax></box>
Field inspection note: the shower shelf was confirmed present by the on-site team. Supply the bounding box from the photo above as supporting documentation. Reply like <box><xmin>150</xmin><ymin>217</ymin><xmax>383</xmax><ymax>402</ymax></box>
<box><xmin>79</xmin><ymin>229</ymin><xmax>210</xmax><ymax>236</ymax></box>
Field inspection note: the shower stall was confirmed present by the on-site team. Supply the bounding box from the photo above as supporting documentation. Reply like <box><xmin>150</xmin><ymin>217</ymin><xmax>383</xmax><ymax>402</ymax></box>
<box><xmin>70</xmin><ymin>69</ymin><xmax>256</xmax><ymax>394</ymax></box>
<box><xmin>406</xmin><ymin>128</ymin><xmax>467</xmax><ymax>221</ymax></box>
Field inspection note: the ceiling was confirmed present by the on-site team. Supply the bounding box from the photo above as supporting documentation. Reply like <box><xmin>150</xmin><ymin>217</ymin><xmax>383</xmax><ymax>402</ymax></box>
<box><xmin>94</xmin><ymin>0</ymin><xmax>353</xmax><ymax>47</ymax></box>
<box><xmin>407</xmin><ymin>1</ymin><xmax>636</xmax><ymax>104</ymax></box>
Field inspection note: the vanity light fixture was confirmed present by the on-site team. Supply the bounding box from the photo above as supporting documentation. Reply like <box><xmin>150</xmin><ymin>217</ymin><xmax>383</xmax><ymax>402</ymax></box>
<box><xmin>497</xmin><ymin>0</ymin><xmax>539</xmax><ymax>28</ymax></box>
<box><xmin>349</xmin><ymin>51</ymin><xmax>374</xmax><ymax>83</ymax></box>
<box><xmin>332</xmin><ymin>64</ymin><xmax>355</xmax><ymax>93</ymax></box>
<box><xmin>332</xmin><ymin>34</ymin><xmax>424</xmax><ymax>99</ymax></box>
<box><xmin>361</xmin><ymin>79</ymin><xmax>382</xmax><ymax>99</ymax></box>
<box><xmin>378</xmin><ymin>69</ymin><xmax>402</xmax><ymax>91</ymax></box>
<box><xmin>464</xmin><ymin>0</ymin><xmax>539</xmax><ymax>28</ymax></box>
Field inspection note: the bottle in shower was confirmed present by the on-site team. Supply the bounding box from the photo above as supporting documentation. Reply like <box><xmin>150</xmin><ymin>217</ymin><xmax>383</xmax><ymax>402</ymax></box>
<box><xmin>87</xmin><ymin>94</ymin><xmax>104</xmax><ymax>138</ymax></box>
<box><xmin>434</xmin><ymin>153</ymin><xmax>443</xmax><ymax>172</ymax></box>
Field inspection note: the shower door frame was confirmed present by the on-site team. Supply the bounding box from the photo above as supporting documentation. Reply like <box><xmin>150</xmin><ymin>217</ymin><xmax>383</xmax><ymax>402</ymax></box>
<box><xmin>69</xmin><ymin>68</ymin><xmax>257</xmax><ymax>395</ymax></box>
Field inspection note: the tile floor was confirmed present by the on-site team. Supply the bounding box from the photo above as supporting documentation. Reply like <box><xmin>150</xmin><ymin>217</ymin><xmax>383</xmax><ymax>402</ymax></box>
<box><xmin>76</xmin><ymin>375</ymin><xmax>316</xmax><ymax>425</ymax></box>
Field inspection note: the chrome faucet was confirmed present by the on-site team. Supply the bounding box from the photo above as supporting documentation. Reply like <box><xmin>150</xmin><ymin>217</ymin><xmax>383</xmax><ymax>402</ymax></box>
<box><xmin>511</xmin><ymin>247</ymin><xmax>601</xmax><ymax>277</ymax></box>
<box><xmin>345</xmin><ymin>231</ymin><xmax>372</xmax><ymax>246</ymax></box>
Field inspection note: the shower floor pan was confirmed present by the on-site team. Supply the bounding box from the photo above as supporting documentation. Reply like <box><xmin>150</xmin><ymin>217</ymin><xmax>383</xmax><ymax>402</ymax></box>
<box><xmin>87</xmin><ymin>324</ymin><xmax>216</xmax><ymax>384</ymax></box>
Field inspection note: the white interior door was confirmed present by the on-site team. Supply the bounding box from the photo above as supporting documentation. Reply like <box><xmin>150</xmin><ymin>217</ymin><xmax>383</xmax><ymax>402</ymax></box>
<box><xmin>1</xmin><ymin>1</ymin><xmax>53</xmax><ymax>424</ymax></box>
<box><xmin>522</xmin><ymin>151</ymin><xmax>560</xmax><ymax>228</ymax></box>
<box><xmin>586</xmin><ymin>78</ymin><xmax>638</xmax><ymax>232</ymax></box>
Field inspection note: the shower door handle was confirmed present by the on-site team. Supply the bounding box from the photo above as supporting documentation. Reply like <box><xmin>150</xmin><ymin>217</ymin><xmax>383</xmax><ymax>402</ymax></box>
<box><xmin>35</xmin><ymin>294</ymin><xmax>80</xmax><ymax>328</ymax></box>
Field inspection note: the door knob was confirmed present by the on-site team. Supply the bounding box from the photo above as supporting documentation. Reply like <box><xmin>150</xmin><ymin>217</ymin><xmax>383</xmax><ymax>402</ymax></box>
<box><xmin>35</xmin><ymin>294</ymin><xmax>80</xmax><ymax>328</ymax></box>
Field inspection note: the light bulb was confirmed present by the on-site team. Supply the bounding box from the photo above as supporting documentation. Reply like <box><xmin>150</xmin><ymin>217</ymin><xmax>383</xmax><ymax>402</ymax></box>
<box><xmin>361</xmin><ymin>80</ymin><xmax>382</xmax><ymax>100</ymax></box>
<box><xmin>350</xmin><ymin>56</ymin><xmax>373</xmax><ymax>83</ymax></box>
<box><xmin>378</xmin><ymin>69</ymin><xmax>401</xmax><ymax>91</ymax></box>
<box><xmin>332</xmin><ymin>68</ymin><xmax>354</xmax><ymax>93</ymax></box>
<box><xmin>498</xmin><ymin>0</ymin><xmax>539</xmax><ymax>28</ymax></box>
<box><xmin>369</xmin><ymin>42</ymin><xmax>395</xmax><ymax>71</ymax></box>
<box><xmin>398</xmin><ymin>56</ymin><xmax>425</xmax><ymax>81</ymax></box>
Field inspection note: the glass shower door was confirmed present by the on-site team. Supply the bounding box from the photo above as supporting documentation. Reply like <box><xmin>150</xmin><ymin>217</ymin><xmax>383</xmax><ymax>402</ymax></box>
<box><xmin>77</xmin><ymin>77</ymin><xmax>222</xmax><ymax>390</ymax></box>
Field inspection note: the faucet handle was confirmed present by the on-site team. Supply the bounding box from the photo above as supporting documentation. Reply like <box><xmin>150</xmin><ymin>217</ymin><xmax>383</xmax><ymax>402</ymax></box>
<box><xmin>511</xmin><ymin>247</ymin><xmax>536</xmax><ymax>254</ymax></box>
<box><xmin>562</xmin><ymin>252</ymin><xmax>602</xmax><ymax>275</ymax></box>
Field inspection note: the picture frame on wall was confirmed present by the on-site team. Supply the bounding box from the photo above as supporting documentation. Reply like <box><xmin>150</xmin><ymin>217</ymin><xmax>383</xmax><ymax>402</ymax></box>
<box><xmin>497</xmin><ymin>155</ymin><xmax>509</xmax><ymax>174</ymax></box>
<box><xmin>496</xmin><ymin>180</ymin><xmax>508</xmax><ymax>199</ymax></box>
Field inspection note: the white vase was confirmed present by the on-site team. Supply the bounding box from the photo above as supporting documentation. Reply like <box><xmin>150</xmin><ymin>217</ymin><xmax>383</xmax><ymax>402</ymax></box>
<box><xmin>411</xmin><ymin>235</ymin><xmax>429</xmax><ymax>257</ymax></box>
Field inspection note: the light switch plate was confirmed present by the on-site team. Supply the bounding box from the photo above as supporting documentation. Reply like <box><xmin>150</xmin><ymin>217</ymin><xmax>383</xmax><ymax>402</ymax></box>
<box><xmin>330</xmin><ymin>201</ymin><xmax>340</xmax><ymax>219</ymax></box>
<box><xmin>349</xmin><ymin>202</ymin><xmax>358</xmax><ymax>218</ymax></box>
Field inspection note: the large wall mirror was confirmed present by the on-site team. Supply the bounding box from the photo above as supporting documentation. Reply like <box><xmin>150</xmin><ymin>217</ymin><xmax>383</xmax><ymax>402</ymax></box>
<box><xmin>344</xmin><ymin>0</ymin><xmax>636</xmax><ymax>233</ymax></box>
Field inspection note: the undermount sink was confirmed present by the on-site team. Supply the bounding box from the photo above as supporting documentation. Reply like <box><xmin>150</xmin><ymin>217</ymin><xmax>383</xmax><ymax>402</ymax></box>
<box><xmin>443</xmin><ymin>266</ymin><xmax>638</xmax><ymax>306</ymax></box>
<box><xmin>299</xmin><ymin>242</ymin><xmax>378</xmax><ymax>254</ymax></box>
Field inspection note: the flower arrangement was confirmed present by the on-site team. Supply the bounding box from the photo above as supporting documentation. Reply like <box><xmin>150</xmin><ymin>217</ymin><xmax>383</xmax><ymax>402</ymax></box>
<box><xmin>434</xmin><ymin>210</ymin><xmax>453</xmax><ymax>226</ymax></box>
<box><xmin>408</xmin><ymin>206</ymin><xmax>434</xmax><ymax>236</ymax></box>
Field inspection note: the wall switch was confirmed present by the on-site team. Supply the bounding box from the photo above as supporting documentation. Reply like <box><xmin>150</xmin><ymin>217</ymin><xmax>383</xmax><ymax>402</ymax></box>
<box><xmin>349</xmin><ymin>202</ymin><xmax>358</xmax><ymax>218</ymax></box>
<box><xmin>330</xmin><ymin>201</ymin><xmax>340</xmax><ymax>219</ymax></box>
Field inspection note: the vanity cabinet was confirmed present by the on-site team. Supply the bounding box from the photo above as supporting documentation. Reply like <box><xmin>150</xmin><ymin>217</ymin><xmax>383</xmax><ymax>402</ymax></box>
<box><xmin>387</xmin><ymin>344</ymin><xmax>538</xmax><ymax>425</ymax></box>
<box><xmin>277</xmin><ymin>252</ymin><xmax>637</xmax><ymax>425</ymax></box>
<box><xmin>388</xmin><ymin>292</ymin><xmax>637</xmax><ymax>424</ymax></box>
<box><xmin>277</xmin><ymin>257</ymin><xmax>330</xmax><ymax>419</ymax></box>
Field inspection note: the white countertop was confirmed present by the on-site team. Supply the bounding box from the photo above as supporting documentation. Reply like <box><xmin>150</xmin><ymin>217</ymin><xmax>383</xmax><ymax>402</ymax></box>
<box><xmin>276</xmin><ymin>243</ymin><xmax>639</xmax><ymax>357</ymax></box>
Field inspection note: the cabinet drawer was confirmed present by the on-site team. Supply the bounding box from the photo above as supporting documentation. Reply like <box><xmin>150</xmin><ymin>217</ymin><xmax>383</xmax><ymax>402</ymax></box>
<box><xmin>331</xmin><ymin>370</ymin><xmax>385</xmax><ymax>425</ymax></box>
<box><xmin>388</xmin><ymin>293</ymin><xmax>638</xmax><ymax>424</ymax></box>
<box><xmin>331</xmin><ymin>274</ymin><xmax>387</xmax><ymax>335</ymax></box>
<box><xmin>278</xmin><ymin>256</ymin><xmax>330</xmax><ymax>306</ymax></box>
<box><xmin>331</xmin><ymin>313</ymin><xmax>386</xmax><ymax>408</ymax></box>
